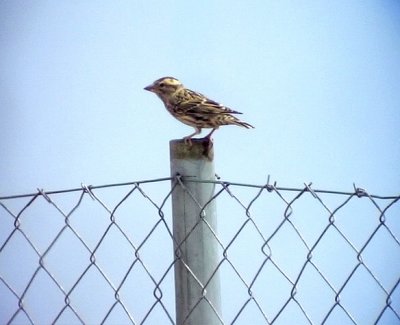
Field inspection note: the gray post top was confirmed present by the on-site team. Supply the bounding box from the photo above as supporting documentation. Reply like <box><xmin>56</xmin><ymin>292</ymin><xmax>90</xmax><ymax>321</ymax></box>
<box><xmin>170</xmin><ymin>139</ymin><xmax>214</xmax><ymax>162</ymax></box>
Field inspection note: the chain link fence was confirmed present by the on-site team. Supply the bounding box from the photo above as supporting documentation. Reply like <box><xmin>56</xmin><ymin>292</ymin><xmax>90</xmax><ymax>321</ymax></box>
<box><xmin>1</xmin><ymin>176</ymin><xmax>399</xmax><ymax>324</ymax></box>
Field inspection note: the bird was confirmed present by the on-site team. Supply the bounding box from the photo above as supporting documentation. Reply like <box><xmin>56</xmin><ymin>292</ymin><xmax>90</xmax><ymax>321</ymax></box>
<box><xmin>144</xmin><ymin>77</ymin><xmax>254</xmax><ymax>144</ymax></box>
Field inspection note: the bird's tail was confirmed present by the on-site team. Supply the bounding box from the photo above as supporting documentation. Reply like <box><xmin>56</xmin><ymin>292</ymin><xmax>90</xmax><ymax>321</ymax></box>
<box><xmin>219</xmin><ymin>114</ymin><xmax>254</xmax><ymax>128</ymax></box>
<box><xmin>235</xmin><ymin>120</ymin><xmax>254</xmax><ymax>129</ymax></box>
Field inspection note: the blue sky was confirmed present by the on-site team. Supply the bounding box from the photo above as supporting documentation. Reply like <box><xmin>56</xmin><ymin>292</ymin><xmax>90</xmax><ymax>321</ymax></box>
<box><xmin>1</xmin><ymin>0</ymin><xmax>399</xmax><ymax>195</ymax></box>
<box><xmin>1</xmin><ymin>1</ymin><xmax>399</xmax><ymax>324</ymax></box>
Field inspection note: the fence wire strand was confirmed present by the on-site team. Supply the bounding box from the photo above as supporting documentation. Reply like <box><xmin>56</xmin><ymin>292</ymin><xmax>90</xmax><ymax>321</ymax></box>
<box><xmin>0</xmin><ymin>176</ymin><xmax>399</xmax><ymax>325</ymax></box>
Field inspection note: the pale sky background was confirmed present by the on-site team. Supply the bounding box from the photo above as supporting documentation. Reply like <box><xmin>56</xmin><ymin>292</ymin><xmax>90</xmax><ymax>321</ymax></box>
<box><xmin>1</xmin><ymin>0</ymin><xmax>399</xmax><ymax>195</ymax></box>
<box><xmin>1</xmin><ymin>1</ymin><xmax>399</xmax><ymax>324</ymax></box>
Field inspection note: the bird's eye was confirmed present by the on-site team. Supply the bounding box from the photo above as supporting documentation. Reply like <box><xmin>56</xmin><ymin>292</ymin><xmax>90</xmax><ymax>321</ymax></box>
<box><xmin>159</xmin><ymin>82</ymin><xmax>165</xmax><ymax>88</ymax></box>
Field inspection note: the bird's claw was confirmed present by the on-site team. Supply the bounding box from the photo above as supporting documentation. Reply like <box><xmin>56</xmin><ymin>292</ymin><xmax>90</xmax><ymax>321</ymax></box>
<box><xmin>183</xmin><ymin>137</ymin><xmax>193</xmax><ymax>147</ymax></box>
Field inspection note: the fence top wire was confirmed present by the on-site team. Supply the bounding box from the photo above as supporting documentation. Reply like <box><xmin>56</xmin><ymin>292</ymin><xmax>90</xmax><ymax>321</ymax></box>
<box><xmin>0</xmin><ymin>175</ymin><xmax>399</xmax><ymax>202</ymax></box>
<box><xmin>0</xmin><ymin>176</ymin><xmax>398</xmax><ymax>201</ymax></box>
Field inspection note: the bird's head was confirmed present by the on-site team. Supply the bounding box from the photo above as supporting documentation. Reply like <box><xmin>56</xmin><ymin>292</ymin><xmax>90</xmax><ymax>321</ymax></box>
<box><xmin>144</xmin><ymin>77</ymin><xmax>183</xmax><ymax>96</ymax></box>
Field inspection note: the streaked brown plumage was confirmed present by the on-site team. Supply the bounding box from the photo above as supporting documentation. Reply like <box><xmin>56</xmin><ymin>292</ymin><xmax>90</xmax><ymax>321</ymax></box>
<box><xmin>144</xmin><ymin>77</ymin><xmax>254</xmax><ymax>143</ymax></box>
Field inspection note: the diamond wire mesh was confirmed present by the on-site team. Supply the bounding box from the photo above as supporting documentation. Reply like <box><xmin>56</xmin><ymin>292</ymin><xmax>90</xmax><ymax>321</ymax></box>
<box><xmin>0</xmin><ymin>177</ymin><xmax>399</xmax><ymax>325</ymax></box>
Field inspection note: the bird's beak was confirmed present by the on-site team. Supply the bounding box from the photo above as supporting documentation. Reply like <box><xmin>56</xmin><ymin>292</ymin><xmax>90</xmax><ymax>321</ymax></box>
<box><xmin>144</xmin><ymin>84</ymin><xmax>154</xmax><ymax>92</ymax></box>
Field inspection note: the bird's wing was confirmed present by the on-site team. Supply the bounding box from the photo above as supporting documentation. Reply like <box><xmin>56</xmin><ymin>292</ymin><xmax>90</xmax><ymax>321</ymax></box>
<box><xmin>177</xmin><ymin>90</ymin><xmax>242</xmax><ymax>115</ymax></box>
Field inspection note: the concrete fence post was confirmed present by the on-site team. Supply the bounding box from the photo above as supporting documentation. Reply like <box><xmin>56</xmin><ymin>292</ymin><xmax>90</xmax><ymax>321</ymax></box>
<box><xmin>170</xmin><ymin>138</ymin><xmax>222</xmax><ymax>325</ymax></box>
